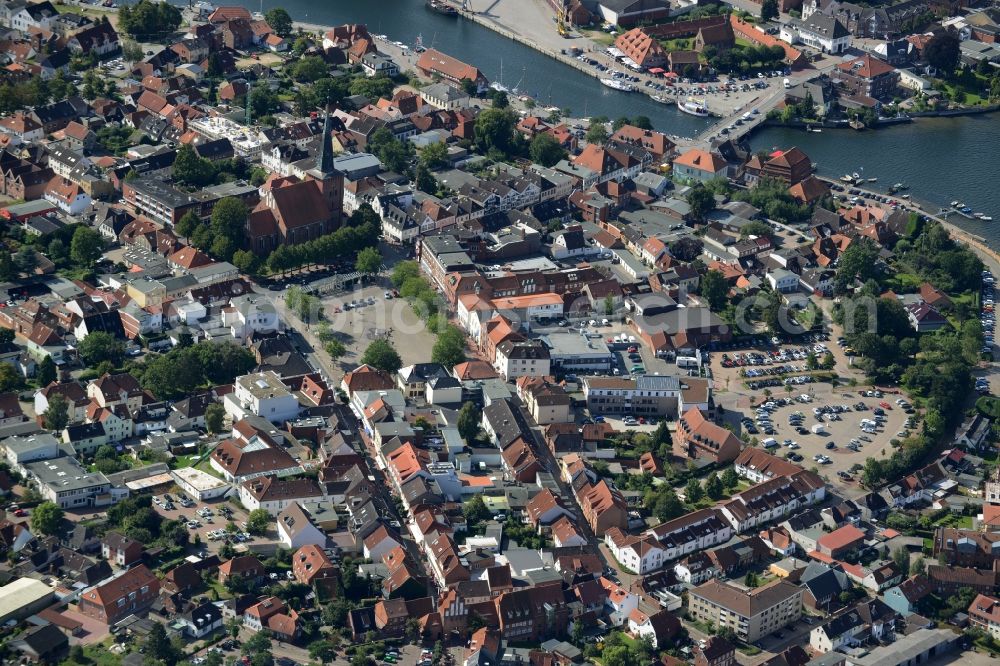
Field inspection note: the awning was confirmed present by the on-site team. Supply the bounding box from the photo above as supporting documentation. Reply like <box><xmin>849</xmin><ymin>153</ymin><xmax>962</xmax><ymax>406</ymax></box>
<box><xmin>649</xmin><ymin>67</ymin><xmax>664</xmax><ymax>74</ymax></box>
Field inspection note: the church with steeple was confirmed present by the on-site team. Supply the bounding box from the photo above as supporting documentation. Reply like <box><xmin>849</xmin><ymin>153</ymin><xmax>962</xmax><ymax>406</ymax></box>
<box><xmin>245</xmin><ymin>114</ymin><xmax>343</xmax><ymax>254</ymax></box>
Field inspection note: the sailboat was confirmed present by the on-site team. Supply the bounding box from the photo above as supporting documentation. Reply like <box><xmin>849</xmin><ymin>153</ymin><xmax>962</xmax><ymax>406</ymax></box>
<box><xmin>490</xmin><ymin>59</ymin><xmax>509</xmax><ymax>93</ymax></box>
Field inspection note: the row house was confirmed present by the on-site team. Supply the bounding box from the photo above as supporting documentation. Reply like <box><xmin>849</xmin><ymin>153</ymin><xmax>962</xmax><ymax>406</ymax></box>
<box><xmin>719</xmin><ymin>470</ymin><xmax>826</xmax><ymax>533</ymax></box>
<box><xmin>645</xmin><ymin>507</ymin><xmax>734</xmax><ymax>564</ymax></box>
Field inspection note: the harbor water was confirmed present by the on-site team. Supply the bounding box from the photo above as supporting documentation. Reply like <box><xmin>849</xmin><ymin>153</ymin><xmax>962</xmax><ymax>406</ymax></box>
<box><xmin>221</xmin><ymin>0</ymin><xmax>713</xmax><ymax>137</ymax></box>
<box><xmin>169</xmin><ymin>1</ymin><xmax>998</xmax><ymax>246</ymax></box>
<box><xmin>751</xmin><ymin>116</ymin><xmax>1000</xmax><ymax>248</ymax></box>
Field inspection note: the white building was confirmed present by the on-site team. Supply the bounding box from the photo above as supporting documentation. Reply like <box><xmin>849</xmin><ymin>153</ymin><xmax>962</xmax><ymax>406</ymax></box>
<box><xmin>420</xmin><ymin>82</ymin><xmax>470</xmax><ymax>110</ymax></box>
<box><xmin>3</xmin><ymin>433</ymin><xmax>60</xmax><ymax>472</ymax></box>
<box><xmin>24</xmin><ymin>457</ymin><xmax>127</xmax><ymax>509</ymax></box>
<box><xmin>780</xmin><ymin>15</ymin><xmax>852</xmax><ymax>55</ymax></box>
<box><xmin>171</xmin><ymin>466</ymin><xmax>229</xmax><ymax>501</ymax></box>
<box><xmin>494</xmin><ymin>339</ymin><xmax>551</xmax><ymax>381</ymax></box>
<box><xmin>224</xmin><ymin>372</ymin><xmax>299</xmax><ymax>424</ymax></box>
<box><xmin>767</xmin><ymin>268</ymin><xmax>801</xmax><ymax>293</ymax></box>
<box><xmin>277</xmin><ymin>502</ymin><xmax>328</xmax><ymax>550</ymax></box>
<box><xmin>222</xmin><ymin>295</ymin><xmax>281</xmax><ymax>342</ymax></box>
<box><xmin>605</xmin><ymin>528</ymin><xmax>667</xmax><ymax>574</ymax></box>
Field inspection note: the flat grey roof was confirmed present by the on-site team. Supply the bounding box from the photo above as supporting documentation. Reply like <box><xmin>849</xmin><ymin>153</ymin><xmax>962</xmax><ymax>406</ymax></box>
<box><xmin>25</xmin><ymin>457</ymin><xmax>110</xmax><ymax>491</ymax></box>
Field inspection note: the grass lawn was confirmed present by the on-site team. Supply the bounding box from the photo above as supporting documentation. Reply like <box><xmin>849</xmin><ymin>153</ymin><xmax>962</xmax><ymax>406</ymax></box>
<box><xmin>582</xmin><ymin>30</ymin><xmax>615</xmax><ymax>46</ymax></box>
<box><xmin>660</xmin><ymin>38</ymin><xmax>692</xmax><ymax>52</ymax></box>
<box><xmin>194</xmin><ymin>458</ymin><xmax>223</xmax><ymax>479</ymax></box>
<box><xmin>934</xmin><ymin>513</ymin><xmax>973</xmax><ymax>529</ymax></box>
<box><xmin>735</xmin><ymin>37</ymin><xmax>756</xmax><ymax>48</ymax></box>
<box><xmin>82</xmin><ymin>642</ymin><xmax>123</xmax><ymax>666</ymax></box>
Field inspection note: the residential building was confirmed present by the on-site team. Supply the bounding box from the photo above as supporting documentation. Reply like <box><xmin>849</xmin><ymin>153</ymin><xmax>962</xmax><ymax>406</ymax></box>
<box><xmin>969</xmin><ymin>594</ymin><xmax>1000</xmax><ymax>640</ymax></box>
<box><xmin>78</xmin><ymin>564</ymin><xmax>159</xmax><ymax>625</ymax></box>
<box><xmin>225</xmin><ymin>372</ymin><xmax>299</xmax><ymax>424</ymax></box>
<box><xmin>675</xmin><ymin>407</ymin><xmax>742</xmax><ymax>464</ymax></box>
<box><xmin>688</xmin><ymin>578</ymin><xmax>803</xmax><ymax>643</ymax></box>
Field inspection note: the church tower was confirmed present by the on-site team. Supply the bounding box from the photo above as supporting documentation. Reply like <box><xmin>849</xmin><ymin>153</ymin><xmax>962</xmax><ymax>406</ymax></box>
<box><xmin>306</xmin><ymin>113</ymin><xmax>343</xmax><ymax>231</ymax></box>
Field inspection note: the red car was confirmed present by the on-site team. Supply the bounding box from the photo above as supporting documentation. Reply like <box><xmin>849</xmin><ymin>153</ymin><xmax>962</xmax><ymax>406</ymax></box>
<box><xmin>13</xmin><ymin>509</ymin><xmax>25</xmax><ymax>517</ymax></box>
<box><xmin>627</xmin><ymin>346</ymin><xmax>638</xmax><ymax>353</ymax></box>
<box><xmin>879</xmin><ymin>401</ymin><xmax>891</xmax><ymax>410</ymax></box>
<box><xmin>638</xmin><ymin>417</ymin><xmax>646</xmax><ymax>424</ymax></box>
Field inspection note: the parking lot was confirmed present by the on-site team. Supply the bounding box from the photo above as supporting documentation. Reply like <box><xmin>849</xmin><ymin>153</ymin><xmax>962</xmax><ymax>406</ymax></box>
<box><xmin>740</xmin><ymin>387</ymin><xmax>914</xmax><ymax>497</ymax></box>
<box><xmin>151</xmin><ymin>493</ymin><xmax>266</xmax><ymax>552</ymax></box>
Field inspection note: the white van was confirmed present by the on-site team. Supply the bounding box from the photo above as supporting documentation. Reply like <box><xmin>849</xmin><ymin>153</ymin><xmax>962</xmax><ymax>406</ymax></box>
<box><xmin>762</xmin><ymin>438</ymin><xmax>778</xmax><ymax>449</ymax></box>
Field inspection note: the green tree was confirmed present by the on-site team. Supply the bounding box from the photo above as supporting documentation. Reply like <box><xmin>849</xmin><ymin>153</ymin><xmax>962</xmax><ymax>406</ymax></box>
<box><xmin>760</xmin><ymin>0</ymin><xmax>779</xmax><ymax>22</ymax></box>
<box><xmin>37</xmin><ymin>356</ymin><xmax>57</xmax><ymax>386</ymax></box>
<box><xmin>699</xmin><ymin>270</ymin><xmax>728</xmax><ymax>311</ymax></box>
<box><xmin>420</xmin><ymin>141</ymin><xmax>449</xmax><ymax>170</ymax></box>
<box><xmin>459</xmin><ymin>78</ymin><xmax>478</xmax><ymax>96</ymax></box>
<box><xmin>529</xmin><ymin>133</ymin><xmax>567</xmax><ymax>167</ymax></box>
<box><xmin>462</xmin><ymin>494</ymin><xmax>490</xmax><ymax>524</ymax></box>
<box><xmin>685</xmin><ymin>477</ymin><xmax>704</xmax><ymax>503</ymax></box>
<box><xmin>457</xmin><ymin>401</ymin><xmax>480</xmax><ymax>441</ymax></box>
<box><xmin>118</xmin><ymin>0</ymin><xmax>182</xmax><ymax>40</ymax></box>
<box><xmin>325</xmin><ymin>338</ymin><xmax>346</xmax><ymax>362</ymax></box>
<box><xmin>652</xmin><ymin>487</ymin><xmax>685</xmax><ymax>521</ymax></box>
<box><xmin>924</xmin><ymin>32</ymin><xmax>960</xmax><ymax>74</ymax></box>
<box><xmin>721</xmin><ymin>467</ymin><xmax>739</xmax><ymax>489</ymax></box>
<box><xmin>79</xmin><ymin>331</ymin><xmax>126</xmax><ymax>367</ymax></box>
<box><xmin>432</xmin><ymin>325</ymin><xmax>467</xmax><ymax>368</ymax></box>
<box><xmin>205</xmin><ymin>403</ymin><xmax>225</xmax><ymax>434</ymax></box>
<box><xmin>144</xmin><ymin>622</ymin><xmax>180</xmax><ymax>666</ymax></box>
<box><xmin>307</xmin><ymin>640</ymin><xmax>337</xmax><ymax>663</ymax></box>
<box><xmin>232</xmin><ymin>249</ymin><xmax>258</xmax><ymax>274</ymax></box>
<box><xmin>415</xmin><ymin>163</ymin><xmax>438</xmax><ymax>194</ymax></box>
<box><xmin>686</xmin><ymin>185</ymin><xmax>716</xmax><ymax>221</ymax></box>
<box><xmin>13</xmin><ymin>247</ymin><xmax>37</xmax><ymax>274</ymax></box>
<box><xmin>30</xmin><ymin>501</ymin><xmax>64</xmax><ymax>536</ymax></box>
<box><xmin>705</xmin><ymin>473</ymin><xmax>725</xmax><ymax>500</ymax></box>
<box><xmin>474</xmin><ymin>107</ymin><xmax>518</xmax><ymax>157</ymax></box>
<box><xmin>211</xmin><ymin>197</ymin><xmax>247</xmax><ymax>242</ymax></box>
<box><xmin>264</xmin><ymin>8</ymin><xmax>293</xmax><ymax>36</ymax></box>
<box><xmin>360</xmin><ymin>339</ymin><xmax>402</xmax><ymax>375</ymax></box>
<box><xmin>292</xmin><ymin>55</ymin><xmax>328</xmax><ymax>83</ymax></box>
<box><xmin>70</xmin><ymin>226</ymin><xmax>104</xmax><ymax>267</ymax></box>
<box><xmin>43</xmin><ymin>393</ymin><xmax>69</xmax><ymax>431</ymax></box>
<box><xmin>585</xmin><ymin>122</ymin><xmax>608</xmax><ymax>144</ymax></box>
<box><xmin>349</xmin><ymin>75</ymin><xmax>395</xmax><ymax>100</ymax></box>
<box><xmin>246</xmin><ymin>508</ymin><xmax>272</xmax><ymax>535</ymax></box>
<box><xmin>172</xmin><ymin>144</ymin><xmax>215</xmax><ymax>188</ymax></box>
<box><xmin>0</xmin><ymin>253</ymin><xmax>13</xmax><ymax>281</ymax></box>
<box><xmin>892</xmin><ymin>547</ymin><xmax>910</xmax><ymax>573</ymax></box>
<box><xmin>355</xmin><ymin>246</ymin><xmax>382</xmax><ymax>276</ymax></box>
<box><xmin>175</xmin><ymin>210</ymin><xmax>201</xmax><ymax>239</ymax></box>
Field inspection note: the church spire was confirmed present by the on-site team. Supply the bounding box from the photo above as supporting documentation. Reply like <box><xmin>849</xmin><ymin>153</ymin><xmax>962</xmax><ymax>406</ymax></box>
<box><xmin>318</xmin><ymin>112</ymin><xmax>333</xmax><ymax>174</ymax></box>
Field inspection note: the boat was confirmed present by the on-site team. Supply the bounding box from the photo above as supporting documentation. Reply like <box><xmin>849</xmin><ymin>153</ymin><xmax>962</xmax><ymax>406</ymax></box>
<box><xmin>867</xmin><ymin>177</ymin><xmax>877</xmax><ymax>182</ymax></box>
<box><xmin>651</xmin><ymin>94</ymin><xmax>673</xmax><ymax>104</ymax></box>
<box><xmin>951</xmin><ymin>201</ymin><xmax>960</xmax><ymax>207</ymax></box>
<box><xmin>975</xmin><ymin>213</ymin><xmax>985</xmax><ymax>219</ymax></box>
<box><xmin>425</xmin><ymin>0</ymin><xmax>458</xmax><ymax>16</ymax></box>
<box><xmin>678</xmin><ymin>98</ymin><xmax>709</xmax><ymax>117</ymax></box>
<box><xmin>601</xmin><ymin>78</ymin><xmax>636</xmax><ymax>92</ymax></box>
<box><xmin>893</xmin><ymin>183</ymin><xmax>908</xmax><ymax>190</ymax></box>
<box><xmin>851</xmin><ymin>172</ymin><xmax>861</xmax><ymax>181</ymax></box>
<box><xmin>413</xmin><ymin>34</ymin><xmax>426</xmax><ymax>53</ymax></box>
<box><xmin>841</xmin><ymin>174</ymin><xmax>855</xmax><ymax>183</ymax></box>
<box><xmin>982</xmin><ymin>216</ymin><xmax>993</xmax><ymax>222</ymax></box>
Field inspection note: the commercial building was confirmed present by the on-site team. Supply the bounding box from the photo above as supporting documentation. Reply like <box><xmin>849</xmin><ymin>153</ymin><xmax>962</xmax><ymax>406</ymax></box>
<box><xmin>24</xmin><ymin>457</ymin><xmax>126</xmax><ymax>509</ymax></box>
<box><xmin>0</xmin><ymin>578</ymin><xmax>55</xmax><ymax>624</ymax></box>
<box><xmin>582</xmin><ymin>375</ymin><xmax>682</xmax><ymax>417</ymax></box>
<box><xmin>171</xmin><ymin>466</ymin><xmax>229</xmax><ymax>501</ymax></box>
<box><xmin>688</xmin><ymin>578</ymin><xmax>803</xmax><ymax>642</ymax></box>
